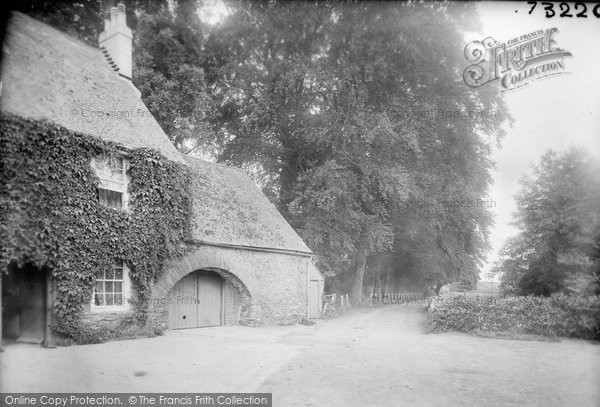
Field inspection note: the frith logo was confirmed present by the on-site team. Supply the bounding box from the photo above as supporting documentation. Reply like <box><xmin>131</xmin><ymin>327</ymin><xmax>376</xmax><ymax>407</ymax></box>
<box><xmin>463</xmin><ymin>28</ymin><xmax>572</xmax><ymax>91</ymax></box>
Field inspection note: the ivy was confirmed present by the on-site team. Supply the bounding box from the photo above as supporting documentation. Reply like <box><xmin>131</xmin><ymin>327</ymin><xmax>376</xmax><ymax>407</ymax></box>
<box><xmin>0</xmin><ymin>114</ymin><xmax>194</xmax><ymax>339</ymax></box>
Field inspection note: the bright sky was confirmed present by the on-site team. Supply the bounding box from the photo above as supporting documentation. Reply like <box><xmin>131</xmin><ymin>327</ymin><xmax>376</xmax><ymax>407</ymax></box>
<box><xmin>473</xmin><ymin>1</ymin><xmax>600</xmax><ymax>278</ymax></box>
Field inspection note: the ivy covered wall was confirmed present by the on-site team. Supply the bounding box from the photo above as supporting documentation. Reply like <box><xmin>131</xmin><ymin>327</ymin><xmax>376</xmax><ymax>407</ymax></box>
<box><xmin>0</xmin><ymin>114</ymin><xmax>194</xmax><ymax>342</ymax></box>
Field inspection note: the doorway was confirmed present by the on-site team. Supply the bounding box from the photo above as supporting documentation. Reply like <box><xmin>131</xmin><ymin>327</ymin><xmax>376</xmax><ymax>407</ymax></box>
<box><xmin>2</xmin><ymin>263</ymin><xmax>48</xmax><ymax>343</ymax></box>
<box><xmin>168</xmin><ymin>270</ymin><xmax>223</xmax><ymax>329</ymax></box>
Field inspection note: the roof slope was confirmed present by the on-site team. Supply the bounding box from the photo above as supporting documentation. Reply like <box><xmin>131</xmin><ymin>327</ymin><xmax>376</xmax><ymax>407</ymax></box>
<box><xmin>0</xmin><ymin>11</ymin><xmax>183</xmax><ymax>163</ymax></box>
<box><xmin>0</xmin><ymin>12</ymin><xmax>313</xmax><ymax>255</ymax></box>
<box><xmin>185</xmin><ymin>156</ymin><xmax>312</xmax><ymax>254</ymax></box>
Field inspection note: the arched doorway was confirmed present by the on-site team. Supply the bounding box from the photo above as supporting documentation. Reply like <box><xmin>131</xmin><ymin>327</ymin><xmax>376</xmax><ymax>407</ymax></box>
<box><xmin>168</xmin><ymin>270</ymin><xmax>223</xmax><ymax>329</ymax></box>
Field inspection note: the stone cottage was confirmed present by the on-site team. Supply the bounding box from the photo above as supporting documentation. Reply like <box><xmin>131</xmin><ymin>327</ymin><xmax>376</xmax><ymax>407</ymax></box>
<box><xmin>0</xmin><ymin>6</ymin><xmax>323</xmax><ymax>347</ymax></box>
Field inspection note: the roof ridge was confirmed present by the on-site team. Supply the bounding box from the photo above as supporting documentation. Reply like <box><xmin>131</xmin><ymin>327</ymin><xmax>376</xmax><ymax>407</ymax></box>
<box><xmin>183</xmin><ymin>154</ymin><xmax>247</xmax><ymax>173</ymax></box>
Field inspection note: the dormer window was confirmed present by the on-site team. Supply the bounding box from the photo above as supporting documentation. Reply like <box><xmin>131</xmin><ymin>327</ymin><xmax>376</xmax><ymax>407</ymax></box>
<box><xmin>92</xmin><ymin>154</ymin><xmax>128</xmax><ymax>209</ymax></box>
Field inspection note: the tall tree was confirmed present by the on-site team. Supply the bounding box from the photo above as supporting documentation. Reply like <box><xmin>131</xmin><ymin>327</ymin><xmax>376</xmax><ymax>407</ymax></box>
<box><xmin>12</xmin><ymin>0</ymin><xmax>511</xmax><ymax>300</ymax></box>
<box><xmin>206</xmin><ymin>1</ymin><xmax>509</xmax><ymax>301</ymax></box>
<box><xmin>133</xmin><ymin>0</ymin><xmax>214</xmax><ymax>153</ymax></box>
<box><xmin>204</xmin><ymin>0</ymin><xmax>336</xmax><ymax>203</ymax></box>
<box><xmin>495</xmin><ymin>148</ymin><xmax>600</xmax><ymax>296</ymax></box>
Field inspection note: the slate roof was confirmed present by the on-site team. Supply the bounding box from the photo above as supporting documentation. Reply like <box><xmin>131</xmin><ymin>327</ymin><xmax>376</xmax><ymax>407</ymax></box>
<box><xmin>0</xmin><ymin>11</ymin><xmax>183</xmax><ymax>163</ymax></box>
<box><xmin>185</xmin><ymin>156</ymin><xmax>312</xmax><ymax>254</ymax></box>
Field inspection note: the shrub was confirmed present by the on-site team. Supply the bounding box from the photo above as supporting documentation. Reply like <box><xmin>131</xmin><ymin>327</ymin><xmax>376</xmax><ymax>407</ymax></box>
<box><xmin>549</xmin><ymin>293</ymin><xmax>600</xmax><ymax>339</ymax></box>
<box><xmin>428</xmin><ymin>294</ymin><xmax>600</xmax><ymax>340</ymax></box>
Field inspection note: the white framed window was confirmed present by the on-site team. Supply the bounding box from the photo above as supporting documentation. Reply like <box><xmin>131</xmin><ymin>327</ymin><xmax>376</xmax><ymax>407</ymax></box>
<box><xmin>91</xmin><ymin>260</ymin><xmax>131</xmax><ymax>312</ymax></box>
<box><xmin>92</xmin><ymin>154</ymin><xmax>129</xmax><ymax>209</ymax></box>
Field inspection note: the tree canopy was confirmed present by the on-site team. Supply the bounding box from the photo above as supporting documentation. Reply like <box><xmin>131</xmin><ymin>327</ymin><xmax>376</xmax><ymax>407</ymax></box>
<box><xmin>494</xmin><ymin>148</ymin><xmax>600</xmax><ymax>296</ymax></box>
<box><xmin>203</xmin><ymin>1</ymin><xmax>509</xmax><ymax>300</ymax></box>
<box><xmin>10</xmin><ymin>0</ymin><xmax>512</xmax><ymax>302</ymax></box>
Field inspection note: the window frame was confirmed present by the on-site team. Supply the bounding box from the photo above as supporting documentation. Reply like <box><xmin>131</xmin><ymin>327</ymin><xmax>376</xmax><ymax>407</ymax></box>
<box><xmin>91</xmin><ymin>154</ymin><xmax>129</xmax><ymax>209</ymax></box>
<box><xmin>90</xmin><ymin>261</ymin><xmax>132</xmax><ymax>313</ymax></box>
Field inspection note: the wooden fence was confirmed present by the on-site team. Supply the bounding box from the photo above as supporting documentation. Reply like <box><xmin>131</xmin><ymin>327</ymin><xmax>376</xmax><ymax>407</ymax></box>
<box><xmin>321</xmin><ymin>293</ymin><xmax>351</xmax><ymax>317</ymax></box>
<box><xmin>455</xmin><ymin>291</ymin><xmax>503</xmax><ymax>298</ymax></box>
<box><xmin>370</xmin><ymin>292</ymin><xmax>423</xmax><ymax>303</ymax></box>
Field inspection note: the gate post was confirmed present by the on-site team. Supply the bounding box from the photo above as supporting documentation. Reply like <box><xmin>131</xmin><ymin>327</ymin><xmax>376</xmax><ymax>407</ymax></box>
<box><xmin>43</xmin><ymin>271</ymin><xmax>55</xmax><ymax>348</ymax></box>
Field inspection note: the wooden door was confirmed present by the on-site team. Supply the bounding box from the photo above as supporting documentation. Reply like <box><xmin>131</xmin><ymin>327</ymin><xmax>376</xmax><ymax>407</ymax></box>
<box><xmin>169</xmin><ymin>272</ymin><xmax>199</xmax><ymax>329</ymax></box>
<box><xmin>308</xmin><ymin>280</ymin><xmax>321</xmax><ymax>319</ymax></box>
<box><xmin>169</xmin><ymin>271</ymin><xmax>223</xmax><ymax>329</ymax></box>
<box><xmin>196</xmin><ymin>272</ymin><xmax>223</xmax><ymax>327</ymax></box>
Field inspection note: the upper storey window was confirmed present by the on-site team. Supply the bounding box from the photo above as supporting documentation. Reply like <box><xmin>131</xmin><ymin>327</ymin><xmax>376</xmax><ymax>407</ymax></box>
<box><xmin>92</xmin><ymin>155</ymin><xmax>128</xmax><ymax>209</ymax></box>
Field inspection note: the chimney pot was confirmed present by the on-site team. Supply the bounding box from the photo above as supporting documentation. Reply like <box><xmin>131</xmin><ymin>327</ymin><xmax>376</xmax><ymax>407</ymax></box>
<box><xmin>116</xmin><ymin>5</ymin><xmax>126</xmax><ymax>26</ymax></box>
<box><xmin>99</xmin><ymin>3</ymin><xmax>133</xmax><ymax>79</ymax></box>
<box><xmin>110</xmin><ymin>7</ymin><xmax>118</xmax><ymax>26</ymax></box>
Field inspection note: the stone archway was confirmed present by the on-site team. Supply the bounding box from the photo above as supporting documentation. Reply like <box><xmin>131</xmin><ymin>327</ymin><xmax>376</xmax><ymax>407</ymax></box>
<box><xmin>166</xmin><ymin>267</ymin><xmax>253</xmax><ymax>329</ymax></box>
<box><xmin>151</xmin><ymin>258</ymin><xmax>253</xmax><ymax>330</ymax></box>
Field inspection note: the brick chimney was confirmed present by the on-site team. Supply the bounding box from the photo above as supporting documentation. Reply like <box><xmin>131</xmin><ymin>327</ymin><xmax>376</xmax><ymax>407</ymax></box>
<box><xmin>99</xmin><ymin>3</ymin><xmax>132</xmax><ymax>79</ymax></box>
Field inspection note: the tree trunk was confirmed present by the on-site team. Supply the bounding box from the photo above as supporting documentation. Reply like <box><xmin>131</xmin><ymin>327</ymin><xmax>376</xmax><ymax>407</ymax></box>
<box><xmin>278</xmin><ymin>151</ymin><xmax>300</xmax><ymax>215</ymax></box>
<box><xmin>385</xmin><ymin>262</ymin><xmax>395</xmax><ymax>294</ymax></box>
<box><xmin>374</xmin><ymin>255</ymin><xmax>383</xmax><ymax>300</ymax></box>
<box><xmin>350</xmin><ymin>238</ymin><xmax>369</xmax><ymax>305</ymax></box>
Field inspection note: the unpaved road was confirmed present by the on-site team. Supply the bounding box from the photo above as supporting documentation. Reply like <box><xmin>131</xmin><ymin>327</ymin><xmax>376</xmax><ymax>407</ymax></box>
<box><xmin>2</xmin><ymin>306</ymin><xmax>599</xmax><ymax>406</ymax></box>
<box><xmin>260</xmin><ymin>307</ymin><xmax>600</xmax><ymax>406</ymax></box>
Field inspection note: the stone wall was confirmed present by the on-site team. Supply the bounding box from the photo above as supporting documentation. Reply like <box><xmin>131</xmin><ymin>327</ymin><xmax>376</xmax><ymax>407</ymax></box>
<box><xmin>75</xmin><ymin>245</ymin><xmax>310</xmax><ymax>341</ymax></box>
<box><xmin>223</xmin><ymin>279</ymin><xmax>247</xmax><ymax>325</ymax></box>
<box><xmin>150</xmin><ymin>245</ymin><xmax>310</xmax><ymax>328</ymax></box>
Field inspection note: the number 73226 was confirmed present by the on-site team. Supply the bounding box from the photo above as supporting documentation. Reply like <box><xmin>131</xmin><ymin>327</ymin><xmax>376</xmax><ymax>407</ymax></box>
<box><xmin>527</xmin><ymin>1</ymin><xmax>600</xmax><ymax>18</ymax></box>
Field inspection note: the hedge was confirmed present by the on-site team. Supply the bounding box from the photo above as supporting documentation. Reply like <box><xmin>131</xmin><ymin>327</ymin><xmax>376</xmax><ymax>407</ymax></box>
<box><xmin>428</xmin><ymin>293</ymin><xmax>600</xmax><ymax>340</ymax></box>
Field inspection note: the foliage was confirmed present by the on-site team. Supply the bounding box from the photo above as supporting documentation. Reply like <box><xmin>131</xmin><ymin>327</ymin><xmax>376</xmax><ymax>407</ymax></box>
<box><xmin>204</xmin><ymin>1</ymin><xmax>509</xmax><ymax>300</ymax></box>
<box><xmin>6</xmin><ymin>0</ymin><xmax>168</xmax><ymax>46</ymax></box>
<box><xmin>11</xmin><ymin>0</ymin><xmax>511</xmax><ymax>301</ymax></box>
<box><xmin>428</xmin><ymin>294</ymin><xmax>600</xmax><ymax>340</ymax></box>
<box><xmin>8</xmin><ymin>0</ymin><xmax>213</xmax><ymax>154</ymax></box>
<box><xmin>0</xmin><ymin>114</ymin><xmax>194</xmax><ymax>339</ymax></box>
<box><xmin>69</xmin><ymin>324</ymin><xmax>116</xmax><ymax>345</ymax></box>
<box><xmin>549</xmin><ymin>292</ymin><xmax>600</xmax><ymax>339</ymax></box>
<box><xmin>133</xmin><ymin>2</ymin><xmax>215</xmax><ymax>154</ymax></box>
<box><xmin>494</xmin><ymin>148</ymin><xmax>600</xmax><ymax>296</ymax></box>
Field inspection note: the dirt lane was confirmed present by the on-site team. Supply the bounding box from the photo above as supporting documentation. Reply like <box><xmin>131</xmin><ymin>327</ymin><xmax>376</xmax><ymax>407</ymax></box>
<box><xmin>2</xmin><ymin>306</ymin><xmax>599</xmax><ymax>407</ymax></box>
<box><xmin>260</xmin><ymin>306</ymin><xmax>600</xmax><ymax>407</ymax></box>
<box><xmin>0</xmin><ymin>326</ymin><xmax>306</xmax><ymax>392</ymax></box>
